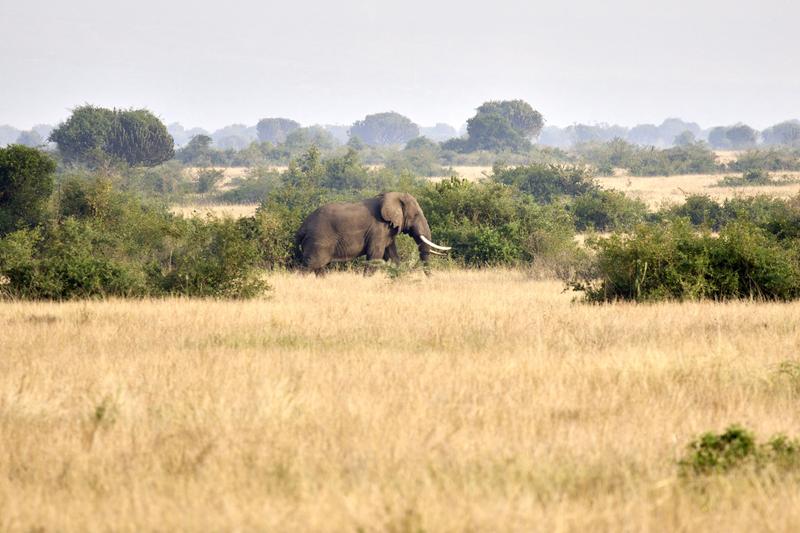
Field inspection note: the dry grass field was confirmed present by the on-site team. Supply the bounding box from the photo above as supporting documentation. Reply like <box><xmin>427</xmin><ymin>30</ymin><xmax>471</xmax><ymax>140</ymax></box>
<box><xmin>3</xmin><ymin>270</ymin><xmax>800</xmax><ymax>531</ymax></box>
<box><xmin>596</xmin><ymin>172</ymin><xmax>800</xmax><ymax>208</ymax></box>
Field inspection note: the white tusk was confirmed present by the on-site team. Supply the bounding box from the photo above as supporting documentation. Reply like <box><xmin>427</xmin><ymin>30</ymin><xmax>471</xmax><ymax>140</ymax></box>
<box><xmin>420</xmin><ymin>235</ymin><xmax>451</xmax><ymax>251</ymax></box>
<box><xmin>428</xmin><ymin>250</ymin><xmax>446</xmax><ymax>256</ymax></box>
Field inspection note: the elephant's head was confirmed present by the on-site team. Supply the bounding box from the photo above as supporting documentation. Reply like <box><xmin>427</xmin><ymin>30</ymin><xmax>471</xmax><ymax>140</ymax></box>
<box><xmin>379</xmin><ymin>192</ymin><xmax>450</xmax><ymax>259</ymax></box>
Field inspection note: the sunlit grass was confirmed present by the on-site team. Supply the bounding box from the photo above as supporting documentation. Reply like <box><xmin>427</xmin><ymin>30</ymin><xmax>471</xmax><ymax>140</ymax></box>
<box><xmin>2</xmin><ymin>270</ymin><xmax>800</xmax><ymax>531</ymax></box>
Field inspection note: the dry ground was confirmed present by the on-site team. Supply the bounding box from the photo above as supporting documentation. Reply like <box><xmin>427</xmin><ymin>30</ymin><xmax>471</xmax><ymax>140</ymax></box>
<box><xmin>3</xmin><ymin>270</ymin><xmax>800</xmax><ymax>531</ymax></box>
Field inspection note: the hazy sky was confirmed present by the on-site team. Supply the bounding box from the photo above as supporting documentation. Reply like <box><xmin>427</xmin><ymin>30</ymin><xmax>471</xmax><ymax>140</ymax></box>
<box><xmin>1</xmin><ymin>0</ymin><xmax>798</xmax><ymax>131</ymax></box>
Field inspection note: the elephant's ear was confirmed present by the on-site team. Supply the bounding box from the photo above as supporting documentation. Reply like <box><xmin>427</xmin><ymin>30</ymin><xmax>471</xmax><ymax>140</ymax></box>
<box><xmin>380</xmin><ymin>193</ymin><xmax>404</xmax><ymax>230</ymax></box>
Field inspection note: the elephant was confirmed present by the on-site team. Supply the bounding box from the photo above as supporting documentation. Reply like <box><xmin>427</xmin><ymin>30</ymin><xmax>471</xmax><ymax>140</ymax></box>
<box><xmin>294</xmin><ymin>192</ymin><xmax>450</xmax><ymax>275</ymax></box>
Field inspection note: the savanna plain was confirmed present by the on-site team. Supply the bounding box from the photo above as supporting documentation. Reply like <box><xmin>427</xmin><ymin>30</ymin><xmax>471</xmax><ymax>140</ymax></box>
<box><xmin>3</xmin><ymin>270</ymin><xmax>800</xmax><ymax>532</ymax></box>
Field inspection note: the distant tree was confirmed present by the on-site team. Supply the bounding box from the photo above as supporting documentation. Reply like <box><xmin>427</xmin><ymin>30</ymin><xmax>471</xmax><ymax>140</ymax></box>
<box><xmin>762</xmin><ymin>121</ymin><xmax>800</xmax><ymax>147</ymax></box>
<box><xmin>627</xmin><ymin>124</ymin><xmax>661</xmax><ymax>146</ymax></box>
<box><xmin>256</xmin><ymin>118</ymin><xmax>301</xmax><ymax>143</ymax></box>
<box><xmin>658</xmin><ymin>118</ymin><xmax>701</xmax><ymax>145</ymax></box>
<box><xmin>420</xmin><ymin>123</ymin><xmax>458</xmax><ymax>142</ymax></box>
<box><xmin>0</xmin><ymin>145</ymin><xmax>56</xmax><ymax>234</ymax></box>
<box><xmin>466</xmin><ymin>112</ymin><xmax>528</xmax><ymax>151</ymax></box>
<box><xmin>349</xmin><ymin>112</ymin><xmax>419</xmax><ymax>146</ymax></box>
<box><xmin>707</xmin><ymin>126</ymin><xmax>731</xmax><ymax>149</ymax></box>
<box><xmin>105</xmin><ymin>109</ymin><xmax>175</xmax><ymax>166</ymax></box>
<box><xmin>15</xmin><ymin>130</ymin><xmax>43</xmax><ymax>147</ymax></box>
<box><xmin>725</xmin><ymin>124</ymin><xmax>758</xmax><ymax>149</ymax></box>
<box><xmin>176</xmin><ymin>134</ymin><xmax>213</xmax><ymax>166</ymax></box>
<box><xmin>49</xmin><ymin>105</ymin><xmax>116</xmax><ymax>165</ymax></box>
<box><xmin>49</xmin><ymin>105</ymin><xmax>173</xmax><ymax>167</ymax></box>
<box><xmin>346</xmin><ymin>135</ymin><xmax>365</xmax><ymax>151</ymax></box>
<box><xmin>459</xmin><ymin>100</ymin><xmax>544</xmax><ymax>153</ymax></box>
<box><xmin>215</xmin><ymin>135</ymin><xmax>251</xmax><ymax>150</ymax></box>
<box><xmin>0</xmin><ymin>125</ymin><xmax>22</xmax><ymax>147</ymax></box>
<box><xmin>673</xmin><ymin>130</ymin><xmax>697</xmax><ymax>147</ymax></box>
<box><xmin>478</xmin><ymin>100</ymin><xmax>544</xmax><ymax>138</ymax></box>
<box><xmin>284</xmin><ymin>126</ymin><xmax>336</xmax><ymax>151</ymax></box>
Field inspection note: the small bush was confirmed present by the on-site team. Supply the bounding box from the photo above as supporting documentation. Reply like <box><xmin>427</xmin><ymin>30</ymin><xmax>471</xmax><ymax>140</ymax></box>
<box><xmin>679</xmin><ymin>425</ymin><xmax>800</xmax><ymax>476</ymax></box>
<box><xmin>570</xmin><ymin>189</ymin><xmax>648</xmax><ymax>231</ymax></box>
<box><xmin>716</xmin><ymin>169</ymin><xmax>798</xmax><ymax>187</ymax></box>
<box><xmin>491</xmin><ymin>163</ymin><xmax>596</xmax><ymax>203</ymax></box>
<box><xmin>196</xmin><ymin>168</ymin><xmax>225</xmax><ymax>193</ymax></box>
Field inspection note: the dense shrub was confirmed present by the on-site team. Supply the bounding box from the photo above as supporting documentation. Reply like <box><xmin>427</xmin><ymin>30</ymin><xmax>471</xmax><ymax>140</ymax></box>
<box><xmin>218</xmin><ymin>167</ymin><xmax>282</xmax><ymax>203</ymax></box>
<box><xmin>0</xmin><ymin>182</ymin><xmax>267</xmax><ymax>299</ymax></box>
<box><xmin>574</xmin><ymin>219</ymin><xmax>800</xmax><ymax>302</ymax></box>
<box><xmin>416</xmin><ymin>177</ymin><xmax>577</xmax><ymax>267</ymax></box>
<box><xmin>569</xmin><ymin>189</ymin><xmax>648</xmax><ymax>231</ymax></box>
<box><xmin>491</xmin><ymin>163</ymin><xmax>596</xmax><ymax>203</ymax></box>
<box><xmin>0</xmin><ymin>145</ymin><xmax>57</xmax><ymax>234</ymax></box>
<box><xmin>716</xmin><ymin>169</ymin><xmax>798</xmax><ymax>187</ymax></box>
<box><xmin>575</xmin><ymin>140</ymin><xmax>719</xmax><ymax>176</ymax></box>
<box><xmin>729</xmin><ymin>148</ymin><xmax>800</xmax><ymax>172</ymax></box>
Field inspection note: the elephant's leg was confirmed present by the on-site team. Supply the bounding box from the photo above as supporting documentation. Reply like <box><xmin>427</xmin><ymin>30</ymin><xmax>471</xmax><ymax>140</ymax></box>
<box><xmin>363</xmin><ymin>242</ymin><xmax>387</xmax><ymax>276</ymax></box>
<box><xmin>384</xmin><ymin>241</ymin><xmax>401</xmax><ymax>265</ymax></box>
<box><xmin>302</xmin><ymin>243</ymin><xmax>332</xmax><ymax>277</ymax></box>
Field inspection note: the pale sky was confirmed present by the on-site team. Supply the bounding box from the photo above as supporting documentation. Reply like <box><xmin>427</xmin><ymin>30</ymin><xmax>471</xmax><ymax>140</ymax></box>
<box><xmin>1</xmin><ymin>0</ymin><xmax>798</xmax><ymax>131</ymax></box>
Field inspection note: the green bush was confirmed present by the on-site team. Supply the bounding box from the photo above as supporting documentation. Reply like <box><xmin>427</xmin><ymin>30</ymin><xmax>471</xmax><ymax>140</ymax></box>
<box><xmin>0</xmin><ymin>182</ymin><xmax>267</xmax><ymax>300</ymax></box>
<box><xmin>679</xmin><ymin>425</ymin><xmax>800</xmax><ymax>476</ymax></box>
<box><xmin>416</xmin><ymin>177</ymin><xmax>577</xmax><ymax>268</ymax></box>
<box><xmin>491</xmin><ymin>162</ymin><xmax>596</xmax><ymax>203</ymax></box>
<box><xmin>570</xmin><ymin>189</ymin><xmax>648</xmax><ymax>231</ymax></box>
<box><xmin>0</xmin><ymin>145</ymin><xmax>57</xmax><ymax>234</ymax></box>
<box><xmin>730</xmin><ymin>148</ymin><xmax>800</xmax><ymax>172</ymax></box>
<box><xmin>716</xmin><ymin>169</ymin><xmax>797</xmax><ymax>187</ymax></box>
<box><xmin>196</xmin><ymin>168</ymin><xmax>225</xmax><ymax>193</ymax></box>
<box><xmin>574</xmin><ymin>219</ymin><xmax>800</xmax><ymax>302</ymax></box>
<box><xmin>155</xmin><ymin>216</ymin><xmax>266</xmax><ymax>298</ymax></box>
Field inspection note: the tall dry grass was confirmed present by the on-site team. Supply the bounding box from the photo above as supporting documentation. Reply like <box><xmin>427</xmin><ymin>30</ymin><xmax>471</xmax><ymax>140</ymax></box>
<box><xmin>2</xmin><ymin>270</ymin><xmax>800</xmax><ymax>531</ymax></box>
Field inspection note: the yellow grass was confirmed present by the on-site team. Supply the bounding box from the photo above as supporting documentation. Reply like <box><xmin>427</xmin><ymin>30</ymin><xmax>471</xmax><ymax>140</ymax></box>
<box><xmin>3</xmin><ymin>270</ymin><xmax>800</xmax><ymax>531</ymax></box>
<box><xmin>596</xmin><ymin>173</ymin><xmax>800</xmax><ymax>208</ymax></box>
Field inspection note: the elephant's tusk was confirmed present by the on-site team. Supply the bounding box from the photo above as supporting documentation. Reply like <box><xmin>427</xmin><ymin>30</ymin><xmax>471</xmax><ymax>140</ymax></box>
<box><xmin>420</xmin><ymin>235</ymin><xmax>451</xmax><ymax>251</ymax></box>
<box><xmin>428</xmin><ymin>250</ymin><xmax>446</xmax><ymax>256</ymax></box>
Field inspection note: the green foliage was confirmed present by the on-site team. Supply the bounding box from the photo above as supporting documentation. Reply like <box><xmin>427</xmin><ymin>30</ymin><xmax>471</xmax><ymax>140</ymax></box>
<box><xmin>716</xmin><ymin>169</ymin><xmax>797</xmax><ymax>187</ymax></box>
<box><xmin>49</xmin><ymin>105</ymin><xmax>174</xmax><ymax>167</ymax></box>
<box><xmin>679</xmin><ymin>425</ymin><xmax>800</xmax><ymax>476</ymax></box>
<box><xmin>386</xmin><ymin>137</ymin><xmax>446</xmax><ymax>177</ymax></box>
<box><xmin>762</xmin><ymin>121</ymin><xmax>800</xmax><ymax>147</ymax></box>
<box><xmin>0</xmin><ymin>181</ymin><xmax>266</xmax><ymax>300</ymax></box>
<box><xmin>729</xmin><ymin>148</ymin><xmax>800</xmax><ymax>172</ymax></box>
<box><xmin>416</xmin><ymin>177</ymin><xmax>576</xmax><ymax>267</ymax></box>
<box><xmin>196</xmin><ymin>168</ymin><xmax>225</xmax><ymax>193</ymax></box>
<box><xmin>448</xmin><ymin>100</ymin><xmax>544</xmax><ymax>153</ymax></box>
<box><xmin>574</xmin><ymin>219</ymin><xmax>800</xmax><ymax>302</ymax></box>
<box><xmin>349</xmin><ymin>112</ymin><xmax>419</xmax><ymax>147</ymax></box>
<box><xmin>155</xmin><ymin>216</ymin><xmax>266</xmax><ymax>298</ymax></box>
<box><xmin>708</xmin><ymin>125</ymin><xmax>758</xmax><ymax>149</ymax></box>
<box><xmin>0</xmin><ymin>145</ymin><xmax>56</xmax><ymax>234</ymax></box>
<box><xmin>218</xmin><ymin>167</ymin><xmax>282</xmax><ymax>203</ymax></box>
<box><xmin>491</xmin><ymin>163</ymin><xmax>596</xmax><ymax>203</ymax></box>
<box><xmin>576</xmin><ymin>140</ymin><xmax>718</xmax><ymax>176</ymax></box>
<box><xmin>256</xmin><ymin>118</ymin><xmax>301</xmax><ymax>143</ymax></box>
<box><xmin>664</xmin><ymin>195</ymin><xmax>724</xmax><ymax>229</ymax></box>
<box><xmin>569</xmin><ymin>189</ymin><xmax>648</xmax><ymax>231</ymax></box>
<box><xmin>176</xmin><ymin>134</ymin><xmax>214</xmax><ymax>166</ymax></box>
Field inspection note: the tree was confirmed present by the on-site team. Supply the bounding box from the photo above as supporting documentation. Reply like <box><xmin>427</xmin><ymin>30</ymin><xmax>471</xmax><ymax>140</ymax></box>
<box><xmin>49</xmin><ymin>105</ymin><xmax>174</xmax><ymax>167</ymax></box>
<box><xmin>456</xmin><ymin>99</ymin><xmax>544</xmax><ymax>153</ymax></box>
<box><xmin>106</xmin><ymin>109</ymin><xmax>175</xmax><ymax>166</ymax></box>
<box><xmin>176</xmin><ymin>134</ymin><xmax>213</xmax><ymax>166</ymax></box>
<box><xmin>15</xmin><ymin>130</ymin><xmax>43</xmax><ymax>147</ymax></box>
<box><xmin>284</xmin><ymin>126</ymin><xmax>336</xmax><ymax>151</ymax></box>
<box><xmin>762</xmin><ymin>121</ymin><xmax>800</xmax><ymax>147</ymax></box>
<box><xmin>708</xmin><ymin>126</ymin><xmax>731</xmax><ymax>149</ymax></box>
<box><xmin>0</xmin><ymin>145</ymin><xmax>56</xmax><ymax>234</ymax></box>
<box><xmin>474</xmin><ymin>100</ymin><xmax>544</xmax><ymax>139</ymax></box>
<box><xmin>627</xmin><ymin>124</ymin><xmax>661</xmax><ymax>146</ymax></box>
<box><xmin>256</xmin><ymin>118</ymin><xmax>301</xmax><ymax>143</ymax></box>
<box><xmin>673</xmin><ymin>130</ymin><xmax>697</xmax><ymax>147</ymax></box>
<box><xmin>349</xmin><ymin>112</ymin><xmax>419</xmax><ymax>146</ymax></box>
<box><xmin>725</xmin><ymin>124</ymin><xmax>758</xmax><ymax>149</ymax></box>
<box><xmin>49</xmin><ymin>105</ymin><xmax>116</xmax><ymax>165</ymax></box>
